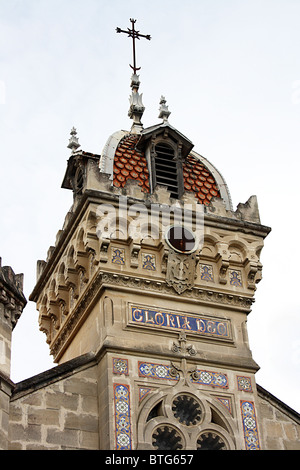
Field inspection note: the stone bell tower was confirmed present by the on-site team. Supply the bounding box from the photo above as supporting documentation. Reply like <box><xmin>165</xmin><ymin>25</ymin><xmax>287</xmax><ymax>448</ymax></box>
<box><xmin>29</xmin><ymin>20</ymin><xmax>272</xmax><ymax>450</ymax></box>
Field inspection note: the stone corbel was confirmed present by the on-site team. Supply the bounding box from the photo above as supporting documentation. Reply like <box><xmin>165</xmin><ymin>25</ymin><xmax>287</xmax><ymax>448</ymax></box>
<box><xmin>100</xmin><ymin>239</ymin><xmax>110</xmax><ymax>263</ymax></box>
<box><xmin>39</xmin><ymin>309</ymin><xmax>52</xmax><ymax>344</ymax></box>
<box><xmin>65</xmin><ymin>267</ymin><xmax>78</xmax><ymax>289</ymax></box>
<box><xmin>74</xmin><ymin>250</ymin><xmax>90</xmax><ymax>273</ymax></box>
<box><xmin>216</xmin><ymin>243</ymin><xmax>230</xmax><ymax>284</ymax></box>
<box><xmin>161</xmin><ymin>250</ymin><xmax>169</xmax><ymax>273</ymax></box>
<box><xmin>49</xmin><ymin>302</ymin><xmax>60</xmax><ymax>331</ymax></box>
<box><xmin>243</xmin><ymin>249</ymin><xmax>261</xmax><ymax>290</ymax></box>
<box><xmin>130</xmin><ymin>243</ymin><xmax>140</xmax><ymax>268</ymax></box>
<box><xmin>245</xmin><ymin>260</ymin><xmax>262</xmax><ymax>290</ymax></box>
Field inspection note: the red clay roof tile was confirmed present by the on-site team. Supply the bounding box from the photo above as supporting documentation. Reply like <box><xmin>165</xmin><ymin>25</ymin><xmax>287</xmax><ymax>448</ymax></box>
<box><xmin>113</xmin><ymin>134</ymin><xmax>220</xmax><ymax>205</ymax></box>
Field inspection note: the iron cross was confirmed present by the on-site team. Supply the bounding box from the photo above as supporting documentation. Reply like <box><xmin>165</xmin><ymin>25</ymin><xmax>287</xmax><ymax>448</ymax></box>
<box><xmin>116</xmin><ymin>18</ymin><xmax>151</xmax><ymax>74</ymax></box>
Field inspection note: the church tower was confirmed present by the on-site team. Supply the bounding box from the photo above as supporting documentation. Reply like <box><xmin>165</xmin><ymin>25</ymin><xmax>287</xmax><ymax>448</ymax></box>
<box><xmin>29</xmin><ymin>20</ymin><xmax>272</xmax><ymax>450</ymax></box>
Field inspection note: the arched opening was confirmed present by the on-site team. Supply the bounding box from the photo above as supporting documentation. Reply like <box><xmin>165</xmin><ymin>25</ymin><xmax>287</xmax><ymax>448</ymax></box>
<box><xmin>154</xmin><ymin>143</ymin><xmax>179</xmax><ymax>198</ymax></box>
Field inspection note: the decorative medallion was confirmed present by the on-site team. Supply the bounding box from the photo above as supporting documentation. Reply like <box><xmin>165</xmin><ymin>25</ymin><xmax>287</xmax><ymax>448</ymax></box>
<box><xmin>113</xmin><ymin>358</ymin><xmax>129</xmax><ymax>376</ymax></box>
<box><xmin>237</xmin><ymin>375</ymin><xmax>252</xmax><ymax>392</ymax></box>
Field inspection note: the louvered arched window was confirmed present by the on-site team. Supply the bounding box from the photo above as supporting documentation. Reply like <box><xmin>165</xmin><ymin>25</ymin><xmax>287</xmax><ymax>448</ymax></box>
<box><xmin>154</xmin><ymin>143</ymin><xmax>179</xmax><ymax>198</ymax></box>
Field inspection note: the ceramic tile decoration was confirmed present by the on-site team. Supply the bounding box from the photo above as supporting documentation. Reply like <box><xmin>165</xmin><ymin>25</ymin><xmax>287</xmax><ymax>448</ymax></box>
<box><xmin>113</xmin><ymin>358</ymin><xmax>129</xmax><ymax>376</ymax></box>
<box><xmin>216</xmin><ymin>397</ymin><xmax>232</xmax><ymax>414</ymax></box>
<box><xmin>138</xmin><ymin>361</ymin><xmax>178</xmax><ymax>380</ymax></box>
<box><xmin>142</xmin><ymin>253</ymin><xmax>156</xmax><ymax>270</ymax></box>
<box><xmin>229</xmin><ymin>269</ymin><xmax>242</xmax><ymax>287</ymax></box>
<box><xmin>200</xmin><ymin>264</ymin><xmax>214</xmax><ymax>282</ymax></box>
<box><xmin>130</xmin><ymin>306</ymin><xmax>231</xmax><ymax>340</ymax></box>
<box><xmin>114</xmin><ymin>384</ymin><xmax>132</xmax><ymax>450</ymax></box>
<box><xmin>240</xmin><ymin>400</ymin><xmax>260</xmax><ymax>450</ymax></box>
<box><xmin>237</xmin><ymin>375</ymin><xmax>252</xmax><ymax>392</ymax></box>
<box><xmin>191</xmin><ymin>369</ymin><xmax>229</xmax><ymax>389</ymax></box>
<box><xmin>139</xmin><ymin>387</ymin><xmax>152</xmax><ymax>402</ymax></box>
<box><xmin>111</xmin><ymin>247</ymin><xmax>125</xmax><ymax>265</ymax></box>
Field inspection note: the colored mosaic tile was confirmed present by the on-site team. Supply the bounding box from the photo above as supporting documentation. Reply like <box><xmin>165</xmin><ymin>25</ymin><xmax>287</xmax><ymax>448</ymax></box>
<box><xmin>138</xmin><ymin>361</ymin><xmax>178</xmax><ymax>380</ymax></box>
<box><xmin>142</xmin><ymin>253</ymin><xmax>156</xmax><ymax>271</ymax></box>
<box><xmin>240</xmin><ymin>400</ymin><xmax>260</xmax><ymax>450</ymax></box>
<box><xmin>216</xmin><ymin>397</ymin><xmax>232</xmax><ymax>414</ymax></box>
<box><xmin>237</xmin><ymin>375</ymin><xmax>252</xmax><ymax>392</ymax></box>
<box><xmin>139</xmin><ymin>387</ymin><xmax>152</xmax><ymax>402</ymax></box>
<box><xmin>114</xmin><ymin>384</ymin><xmax>132</xmax><ymax>450</ymax></box>
<box><xmin>229</xmin><ymin>269</ymin><xmax>242</xmax><ymax>287</ymax></box>
<box><xmin>191</xmin><ymin>369</ymin><xmax>229</xmax><ymax>389</ymax></box>
<box><xmin>200</xmin><ymin>264</ymin><xmax>214</xmax><ymax>282</ymax></box>
<box><xmin>113</xmin><ymin>358</ymin><xmax>129</xmax><ymax>376</ymax></box>
<box><xmin>112</xmin><ymin>247</ymin><xmax>125</xmax><ymax>265</ymax></box>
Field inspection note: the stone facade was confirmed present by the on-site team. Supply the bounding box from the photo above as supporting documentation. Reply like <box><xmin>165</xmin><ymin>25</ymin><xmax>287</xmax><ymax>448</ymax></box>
<box><xmin>6</xmin><ymin>352</ymin><xmax>300</xmax><ymax>450</ymax></box>
<box><xmin>1</xmin><ymin>101</ymin><xmax>300</xmax><ymax>451</ymax></box>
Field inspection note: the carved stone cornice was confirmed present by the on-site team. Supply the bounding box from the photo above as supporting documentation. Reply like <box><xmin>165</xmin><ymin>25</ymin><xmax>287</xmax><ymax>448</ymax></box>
<box><xmin>50</xmin><ymin>269</ymin><xmax>254</xmax><ymax>361</ymax></box>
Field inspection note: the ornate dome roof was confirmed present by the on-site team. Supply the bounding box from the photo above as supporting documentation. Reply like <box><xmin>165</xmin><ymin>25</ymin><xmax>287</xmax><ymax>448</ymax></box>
<box><xmin>98</xmin><ymin>126</ymin><xmax>231</xmax><ymax>211</ymax></box>
<box><xmin>112</xmin><ymin>133</ymin><xmax>222</xmax><ymax>206</ymax></box>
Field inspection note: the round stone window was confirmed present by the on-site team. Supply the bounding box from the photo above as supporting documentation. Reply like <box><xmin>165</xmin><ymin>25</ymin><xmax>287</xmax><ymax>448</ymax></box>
<box><xmin>197</xmin><ymin>432</ymin><xmax>227</xmax><ymax>450</ymax></box>
<box><xmin>165</xmin><ymin>225</ymin><xmax>196</xmax><ymax>254</ymax></box>
<box><xmin>172</xmin><ymin>394</ymin><xmax>202</xmax><ymax>426</ymax></box>
<box><xmin>152</xmin><ymin>425</ymin><xmax>184</xmax><ymax>450</ymax></box>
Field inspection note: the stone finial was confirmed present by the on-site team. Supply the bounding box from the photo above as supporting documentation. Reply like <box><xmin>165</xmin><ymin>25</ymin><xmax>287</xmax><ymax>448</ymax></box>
<box><xmin>128</xmin><ymin>74</ymin><xmax>145</xmax><ymax>134</ymax></box>
<box><xmin>67</xmin><ymin>127</ymin><xmax>81</xmax><ymax>153</ymax></box>
<box><xmin>158</xmin><ymin>96</ymin><xmax>171</xmax><ymax>123</ymax></box>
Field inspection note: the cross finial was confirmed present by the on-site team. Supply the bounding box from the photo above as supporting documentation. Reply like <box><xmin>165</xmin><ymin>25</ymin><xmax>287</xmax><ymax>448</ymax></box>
<box><xmin>116</xmin><ymin>18</ymin><xmax>151</xmax><ymax>74</ymax></box>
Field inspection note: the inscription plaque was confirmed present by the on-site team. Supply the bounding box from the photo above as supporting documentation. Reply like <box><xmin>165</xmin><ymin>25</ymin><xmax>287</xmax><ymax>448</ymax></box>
<box><xmin>130</xmin><ymin>305</ymin><xmax>231</xmax><ymax>340</ymax></box>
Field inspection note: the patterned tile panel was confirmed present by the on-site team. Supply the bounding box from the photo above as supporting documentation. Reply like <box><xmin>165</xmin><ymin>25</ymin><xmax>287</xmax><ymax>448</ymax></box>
<box><xmin>237</xmin><ymin>375</ymin><xmax>252</xmax><ymax>392</ymax></box>
<box><xmin>229</xmin><ymin>269</ymin><xmax>242</xmax><ymax>287</ymax></box>
<box><xmin>113</xmin><ymin>358</ymin><xmax>129</xmax><ymax>376</ymax></box>
<box><xmin>192</xmin><ymin>369</ymin><xmax>229</xmax><ymax>389</ymax></box>
<box><xmin>142</xmin><ymin>253</ymin><xmax>156</xmax><ymax>270</ymax></box>
<box><xmin>216</xmin><ymin>397</ymin><xmax>232</xmax><ymax>414</ymax></box>
<box><xmin>139</xmin><ymin>387</ymin><xmax>152</xmax><ymax>402</ymax></box>
<box><xmin>111</xmin><ymin>247</ymin><xmax>125</xmax><ymax>265</ymax></box>
<box><xmin>138</xmin><ymin>361</ymin><xmax>178</xmax><ymax>381</ymax></box>
<box><xmin>200</xmin><ymin>264</ymin><xmax>214</xmax><ymax>282</ymax></box>
<box><xmin>240</xmin><ymin>400</ymin><xmax>260</xmax><ymax>450</ymax></box>
<box><xmin>114</xmin><ymin>384</ymin><xmax>132</xmax><ymax>450</ymax></box>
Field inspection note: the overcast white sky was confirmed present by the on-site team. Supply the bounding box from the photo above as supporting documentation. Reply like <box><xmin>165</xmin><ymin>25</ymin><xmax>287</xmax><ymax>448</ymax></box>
<box><xmin>0</xmin><ymin>0</ymin><xmax>299</xmax><ymax>413</ymax></box>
